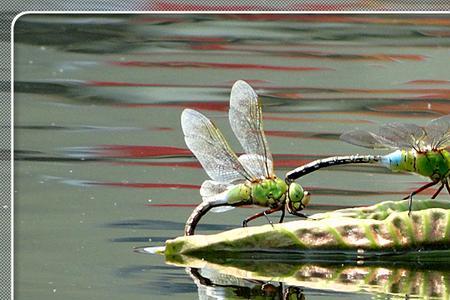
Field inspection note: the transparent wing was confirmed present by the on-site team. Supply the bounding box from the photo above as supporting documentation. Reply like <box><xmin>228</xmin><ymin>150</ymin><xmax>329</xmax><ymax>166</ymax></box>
<box><xmin>377</xmin><ymin>122</ymin><xmax>426</xmax><ymax>151</ymax></box>
<box><xmin>238</xmin><ymin>154</ymin><xmax>273</xmax><ymax>178</ymax></box>
<box><xmin>341</xmin><ymin>123</ymin><xmax>426</xmax><ymax>151</ymax></box>
<box><xmin>200</xmin><ymin>180</ymin><xmax>234</xmax><ymax>213</ymax></box>
<box><xmin>181</xmin><ymin>109</ymin><xmax>254</xmax><ymax>183</ymax></box>
<box><xmin>199</xmin><ymin>180</ymin><xmax>230</xmax><ymax>197</ymax></box>
<box><xmin>340</xmin><ymin>130</ymin><xmax>394</xmax><ymax>149</ymax></box>
<box><xmin>229</xmin><ymin>80</ymin><xmax>273</xmax><ymax>179</ymax></box>
<box><xmin>425</xmin><ymin>115</ymin><xmax>450</xmax><ymax>149</ymax></box>
<box><xmin>210</xmin><ymin>206</ymin><xmax>235</xmax><ymax>213</ymax></box>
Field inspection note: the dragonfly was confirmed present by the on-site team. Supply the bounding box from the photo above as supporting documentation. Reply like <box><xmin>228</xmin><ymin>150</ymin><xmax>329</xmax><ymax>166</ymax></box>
<box><xmin>286</xmin><ymin>115</ymin><xmax>450</xmax><ymax>213</ymax></box>
<box><xmin>181</xmin><ymin>80</ymin><xmax>310</xmax><ymax>236</ymax></box>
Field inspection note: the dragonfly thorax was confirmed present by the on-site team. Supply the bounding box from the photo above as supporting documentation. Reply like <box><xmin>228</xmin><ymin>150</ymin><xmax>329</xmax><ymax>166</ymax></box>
<box><xmin>250</xmin><ymin>178</ymin><xmax>288</xmax><ymax>207</ymax></box>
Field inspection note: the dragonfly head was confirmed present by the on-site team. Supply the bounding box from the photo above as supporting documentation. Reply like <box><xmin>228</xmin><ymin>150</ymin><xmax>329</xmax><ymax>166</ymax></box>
<box><xmin>286</xmin><ymin>182</ymin><xmax>310</xmax><ymax>213</ymax></box>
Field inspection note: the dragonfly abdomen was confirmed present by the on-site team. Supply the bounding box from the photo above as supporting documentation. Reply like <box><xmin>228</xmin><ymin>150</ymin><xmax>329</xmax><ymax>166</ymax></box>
<box><xmin>185</xmin><ymin>197</ymin><xmax>232</xmax><ymax>236</ymax></box>
<box><xmin>226</xmin><ymin>184</ymin><xmax>252</xmax><ymax>206</ymax></box>
<box><xmin>286</xmin><ymin>155</ymin><xmax>381</xmax><ymax>181</ymax></box>
<box><xmin>381</xmin><ymin>150</ymin><xmax>413</xmax><ymax>172</ymax></box>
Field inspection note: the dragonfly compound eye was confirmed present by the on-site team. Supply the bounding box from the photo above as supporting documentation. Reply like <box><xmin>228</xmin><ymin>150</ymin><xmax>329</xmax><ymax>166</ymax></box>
<box><xmin>288</xmin><ymin>183</ymin><xmax>305</xmax><ymax>211</ymax></box>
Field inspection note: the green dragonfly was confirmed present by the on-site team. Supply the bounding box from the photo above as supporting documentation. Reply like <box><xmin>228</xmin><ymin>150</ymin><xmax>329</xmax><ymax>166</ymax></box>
<box><xmin>286</xmin><ymin>115</ymin><xmax>450</xmax><ymax>213</ymax></box>
<box><xmin>182</xmin><ymin>80</ymin><xmax>310</xmax><ymax>236</ymax></box>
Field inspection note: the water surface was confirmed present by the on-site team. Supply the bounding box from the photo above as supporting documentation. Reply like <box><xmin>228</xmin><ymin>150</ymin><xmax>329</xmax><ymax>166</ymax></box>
<box><xmin>14</xmin><ymin>14</ymin><xmax>450</xmax><ymax>299</ymax></box>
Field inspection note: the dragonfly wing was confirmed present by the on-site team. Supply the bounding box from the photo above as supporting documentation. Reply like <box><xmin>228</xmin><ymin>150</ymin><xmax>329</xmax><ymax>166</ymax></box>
<box><xmin>229</xmin><ymin>80</ymin><xmax>273</xmax><ymax>179</ymax></box>
<box><xmin>342</xmin><ymin>123</ymin><xmax>426</xmax><ymax>151</ymax></box>
<box><xmin>181</xmin><ymin>109</ymin><xmax>254</xmax><ymax>183</ymax></box>
<box><xmin>238</xmin><ymin>154</ymin><xmax>273</xmax><ymax>178</ymax></box>
<box><xmin>200</xmin><ymin>180</ymin><xmax>230</xmax><ymax>197</ymax></box>
<box><xmin>340</xmin><ymin>129</ymin><xmax>394</xmax><ymax>149</ymax></box>
<box><xmin>211</xmin><ymin>206</ymin><xmax>235</xmax><ymax>213</ymax></box>
<box><xmin>376</xmin><ymin>122</ymin><xmax>426</xmax><ymax>151</ymax></box>
<box><xmin>425</xmin><ymin>115</ymin><xmax>450</xmax><ymax>149</ymax></box>
<box><xmin>200</xmin><ymin>181</ymin><xmax>235</xmax><ymax>213</ymax></box>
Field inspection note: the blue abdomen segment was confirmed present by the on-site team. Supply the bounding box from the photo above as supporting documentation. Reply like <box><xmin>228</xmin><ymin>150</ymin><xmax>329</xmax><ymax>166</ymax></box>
<box><xmin>381</xmin><ymin>150</ymin><xmax>403</xmax><ymax>171</ymax></box>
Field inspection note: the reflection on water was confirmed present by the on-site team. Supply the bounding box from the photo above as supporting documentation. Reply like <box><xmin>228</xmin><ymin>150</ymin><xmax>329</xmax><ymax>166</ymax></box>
<box><xmin>14</xmin><ymin>14</ymin><xmax>450</xmax><ymax>300</ymax></box>
<box><xmin>165</xmin><ymin>253</ymin><xmax>450</xmax><ymax>300</ymax></box>
<box><xmin>188</xmin><ymin>267</ymin><xmax>307</xmax><ymax>300</ymax></box>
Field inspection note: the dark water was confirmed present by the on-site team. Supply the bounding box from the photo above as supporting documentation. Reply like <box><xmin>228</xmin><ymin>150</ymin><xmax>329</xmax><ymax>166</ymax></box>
<box><xmin>14</xmin><ymin>14</ymin><xmax>450</xmax><ymax>299</ymax></box>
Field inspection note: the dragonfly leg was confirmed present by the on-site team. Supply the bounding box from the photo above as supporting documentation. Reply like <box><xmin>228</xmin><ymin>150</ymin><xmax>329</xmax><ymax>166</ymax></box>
<box><xmin>242</xmin><ymin>205</ymin><xmax>283</xmax><ymax>228</ymax></box>
<box><xmin>431</xmin><ymin>183</ymin><xmax>445</xmax><ymax>199</ymax></box>
<box><xmin>263</xmin><ymin>211</ymin><xmax>274</xmax><ymax>227</ymax></box>
<box><xmin>290</xmin><ymin>211</ymin><xmax>309</xmax><ymax>219</ymax></box>
<box><xmin>402</xmin><ymin>180</ymin><xmax>439</xmax><ymax>215</ymax></box>
<box><xmin>445</xmin><ymin>181</ymin><xmax>450</xmax><ymax>195</ymax></box>
<box><xmin>278</xmin><ymin>205</ymin><xmax>286</xmax><ymax>223</ymax></box>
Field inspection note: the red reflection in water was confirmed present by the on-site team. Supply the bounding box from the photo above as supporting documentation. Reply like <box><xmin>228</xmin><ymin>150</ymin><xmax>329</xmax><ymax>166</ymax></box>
<box><xmin>173</xmin><ymin>36</ymin><xmax>228</xmax><ymax>43</ymax></box>
<box><xmin>270</xmin><ymin>15</ymin><xmax>450</xmax><ymax>26</ymax></box>
<box><xmin>265</xmin><ymin>115</ymin><xmax>371</xmax><ymax>124</ymax></box>
<box><xmin>374</xmin><ymin>102</ymin><xmax>450</xmax><ymax>115</ymax></box>
<box><xmin>265</xmin><ymin>130</ymin><xmax>338</xmax><ymax>140</ymax></box>
<box><xmin>266</xmin><ymin>130</ymin><xmax>326</xmax><ymax>139</ymax></box>
<box><xmin>89</xmin><ymin>182</ymin><xmax>200</xmax><ymax>189</ymax></box>
<box><xmin>336</xmin><ymin>110</ymin><xmax>439</xmax><ymax>119</ymax></box>
<box><xmin>273</xmin><ymin>159</ymin><xmax>314</xmax><ymax>168</ymax></box>
<box><xmin>335</xmin><ymin>87</ymin><xmax>450</xmax><ymax>95</ymax></box>
<box><xmin>270</xmin><ymin>92</ymin><xmax>303</xmax><ymax>99</ymax></box>
<box><xmin>97</xmin><ymin>145</ymin><xmax>191</xmax><ymax>158</ymax></box>
<box><xmin>107</xmin><ymin>157</ymin><xmax>312</xmax><ymax>169</ymax></box>
<box><xmin>113</xmin><ymin>102</ymin><xmax>229</xmax><ymax>112</ymax></box>
<box><xmin>190</xmin><ymin>44</ymin><xmax>230</xmax><ymax>51</ymax></box>
<box><xmin>112</xmin><ymin>159</ymin><xmax>310</xmax><ymax>169</ymax></box>
<box><xmin>416</xmin><ymin>30</ymin><xmax>450</xmax><ymax>37</ymax></box>
<box><xmin>151</xmin><ymin>127</ymin><xmax>174</xmax><ymax>131</ymax></box>
<box><xmin>418</xmin><ymin>94</ymin><xmax>450</xmax><ymax>100</ymax></box>
<box><xmin>86</xmin><ymin>81</ymin><xmax>450</xmax><ymax>96</ymax></box>
<box><xmin>110</xmin><ymin>61</ymin><xmax>334</xmax><ymax>72</ymax></box>
<box><xmin>110</xmin><ymin>161</ymin><xmax>201</xmax><ymax>168</ymax></box>
<box><xmin>83</xmin><ymin>81</ymin><xmax>450</xmax><ymax>118</ymax></box>
<box><xmin>88</xmin><ymin>144</ymin><xmax>331</xmax><ymax>165</ymax></box>
<box><xmin>406</xmin><ymin>80</ymin><xmax>450</xmax><ymax>85</ymax></box>
<box><xmin>190</xmin><ymin>45</ymin><xmax>425</xmax><ymax>62</ymax></box>
<box><xmin>88</xmin><ymin>81</ymin><xmax>165</xmax><ymax>87</ymax></box>
<box><xmin>110</xmin><ymin>101</ymin><xmax>448</xmax><ymax>117</ymax></box>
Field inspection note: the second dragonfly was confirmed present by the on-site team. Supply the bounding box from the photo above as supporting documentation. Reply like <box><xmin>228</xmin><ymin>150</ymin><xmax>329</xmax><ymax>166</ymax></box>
<box><xmin>286</xmin><ymin>116</ymin><xmax>450</xmax><ymax>213</ymax></box>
